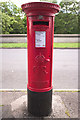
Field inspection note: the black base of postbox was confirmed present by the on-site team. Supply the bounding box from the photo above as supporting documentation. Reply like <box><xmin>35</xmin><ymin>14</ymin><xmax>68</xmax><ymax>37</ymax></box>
<box><xmin>27</xmin><ymin>88</ymin><xmax>52</xmax><ymax>117</ymax></box>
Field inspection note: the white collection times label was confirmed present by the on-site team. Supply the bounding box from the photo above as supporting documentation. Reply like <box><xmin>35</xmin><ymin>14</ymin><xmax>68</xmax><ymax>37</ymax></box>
<box><xmin>35</xmin><ymin>31</ymin><xmax>46</xmax><ymax>47</ymax></box>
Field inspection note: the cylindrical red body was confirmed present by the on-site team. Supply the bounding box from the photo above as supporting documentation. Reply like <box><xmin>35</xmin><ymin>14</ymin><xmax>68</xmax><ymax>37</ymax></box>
<box><xmin>27</xmin><ymin>16</ymin><xmax>54</xmax><ymax>92</ymax></box>
<box><xmin>21</xmin><ymin>2</ymin><xmax>60</xmax><ymax>116</ymax></box>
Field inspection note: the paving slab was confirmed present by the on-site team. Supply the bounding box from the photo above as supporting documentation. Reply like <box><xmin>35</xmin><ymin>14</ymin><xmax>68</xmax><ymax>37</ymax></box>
<box><xmin>1</xmin><ymin>91</ymin><xmax>79</xmax><ymax>119</ymax></box>
<box><xmin>10</xmin><ymin>95</ymin><xmax>68</xmax><ymax>118</ymax></box>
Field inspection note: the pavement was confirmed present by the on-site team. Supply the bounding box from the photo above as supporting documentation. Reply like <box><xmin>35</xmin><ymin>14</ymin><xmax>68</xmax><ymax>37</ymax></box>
<box><xmin>0</xmin><ymin>91</ymin><xmax>79</xmax><ymax>119</ymax></box>
<box><xmin>0</xmin><ymin>49</ymin><xmax>78</xmax><ymax>89</ymax></box>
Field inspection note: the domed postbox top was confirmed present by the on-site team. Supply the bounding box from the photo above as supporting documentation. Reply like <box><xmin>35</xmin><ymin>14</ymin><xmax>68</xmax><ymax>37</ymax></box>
<box><xmin>21</xmin><ymin>2</ymin><xmax>60</xmax><ymax>16</ymax></box>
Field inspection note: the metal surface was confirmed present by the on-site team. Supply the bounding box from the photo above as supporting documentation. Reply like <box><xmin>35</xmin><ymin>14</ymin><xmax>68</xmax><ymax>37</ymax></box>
<box><xmin>21</xmin><ymin>2</ymin><xmax>60</xmax><ymax>92</ymax></box>
<box><xmin>28</xmin><ymin>89</ymin><xmax>52</xmax><ymax>116</ymax></box>
<box><xmin>21</xmin><ymin>2</ymin><xmax>60</xmax><ymax>116</ymax></box>
<box><xmin>21</xmin><ymin>2</ymin><xmax>60</xmax><ymax>16</ymax></box>
<box><xmin>27</xmin><ymin>16</ymin><xmax>53</xmax><ymax>92</ymax></box>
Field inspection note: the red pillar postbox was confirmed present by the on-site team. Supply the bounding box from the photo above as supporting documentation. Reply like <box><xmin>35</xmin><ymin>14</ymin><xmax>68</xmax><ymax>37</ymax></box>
<box><xmin>21</xmin><ymin>2</ymin><xmax>60</xmax><ymax>116</ymax></box>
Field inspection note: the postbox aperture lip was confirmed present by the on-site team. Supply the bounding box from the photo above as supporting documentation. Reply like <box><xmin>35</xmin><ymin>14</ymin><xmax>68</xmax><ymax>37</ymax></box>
<box><xmin>33</xmin><ymin>21</ymin><xmax>49</xmax><ymax>26</ymax></box>
<box><xmin>21</xmin><ymin>2</ymin><xmax>60</xmax><ymax>16</ymax></box>
<box><xmin>32</xmin><ymin>19</ymin><xmax>50</xmax><ymax>28</ymax></box>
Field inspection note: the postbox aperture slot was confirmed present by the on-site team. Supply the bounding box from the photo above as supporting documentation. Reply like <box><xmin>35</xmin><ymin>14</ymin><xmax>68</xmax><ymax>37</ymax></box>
<box><xmin>33</xmin><ymin>21</ymin><xmax>49</xmax><ymax>26</ymax></box>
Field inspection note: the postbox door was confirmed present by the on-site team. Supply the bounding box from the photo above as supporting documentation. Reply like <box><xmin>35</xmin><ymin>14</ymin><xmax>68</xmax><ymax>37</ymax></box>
<box><xmin>27</xmin><ymin>16</ymin><xmax>53</xmax><ymax>92</ymax></box>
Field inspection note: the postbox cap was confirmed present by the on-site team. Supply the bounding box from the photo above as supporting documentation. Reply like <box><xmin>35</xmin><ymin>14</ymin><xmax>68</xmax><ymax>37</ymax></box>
<box><xmin>21</xmin><ymin>2</ymin><xmax>60</xmax><ymax>16</ymax></box>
